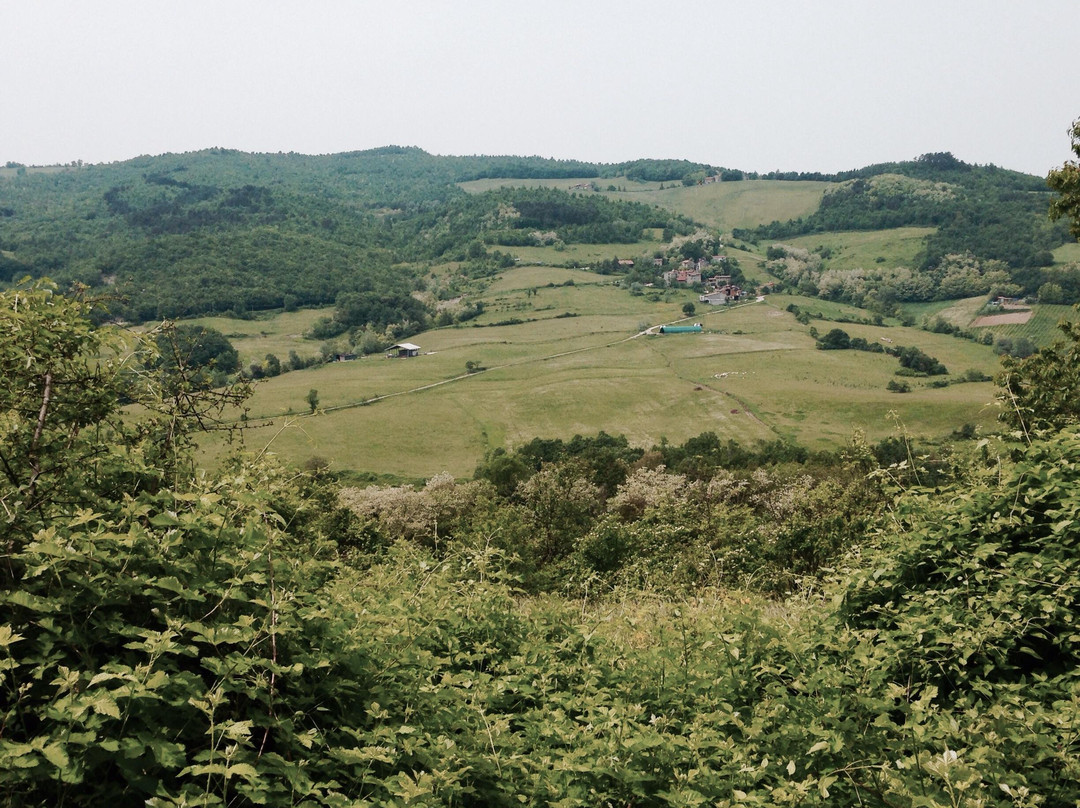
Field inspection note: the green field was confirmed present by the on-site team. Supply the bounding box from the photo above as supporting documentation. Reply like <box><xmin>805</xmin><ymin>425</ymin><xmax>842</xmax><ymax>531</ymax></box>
<box><xmin>459</xmin><ymin>177</ymin><xmax>828</xmax><ymax>232</ymax></box>
<box><xmin>902</xmin><ymin>297</ymin><xmax>987</xmax><ymax>328</ymax></box>
<box><xmin>1053</xmin><ymin>242</ymin><xmax>1080</xmax><ymax>263</ymax></box>
<box><xmin>0</xmin><ymin>164</ymin><xmax>71</xmax><ymax>178</ymax></box>
<box><xmin>500</xmin><ymin>241</ymin><xmax>660</xmax><ymax>266</ymax></box>
<box><xmin>783</xmin><ymin>227</ymin><xmax>935</xmax><ymax>270</ymax></box>
<box><xmin>185</xmin><ymin>308</ymin><xmax>329</xmax><ymax>367</ymax></box>
<box><xmin>901</xmin><ymin>298</ymin><xmax>1079</xmax><ymax>348</ymax></box>
<box><xmin>201</xmin><ymin>266</ymin><xmax>1007</xmax><ymax>481</ymax></box>
<box><xmin>605</xmin><ymin>180</ymin><xmax>830</xmax><ymax>231</ymax></box>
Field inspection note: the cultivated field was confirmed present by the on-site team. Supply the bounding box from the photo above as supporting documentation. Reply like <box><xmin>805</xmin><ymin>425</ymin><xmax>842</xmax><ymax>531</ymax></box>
<box><xmin>971</xmin><ymin>310</ymin><xmax>1033</xmax><ymax>327</ymax></box>
<box><xmin>982</xmin><ymin>303</ymin><xmax>1079</xmax><ymax>345</ymax></box>
<box><xmin>904</xmin><ymin>298</ymin><xmax>1077</xmax><ymax>347</ymax></box>
<box><xmin>202</xmin><ymin>266</ymin><xmax>1007</xmax><ymax>481</ymax></box>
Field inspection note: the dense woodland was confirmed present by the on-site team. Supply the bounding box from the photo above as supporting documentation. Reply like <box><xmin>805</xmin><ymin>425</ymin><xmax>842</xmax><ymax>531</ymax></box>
<box><xmin>0</xmin><ymin>150</ymin><xmax>695</xmax><ymax>322</ymax></box>
<box><xmin>3</xmin><ymin>126</ymin><xmax>1080</xmax><ymax>805</ymax></box>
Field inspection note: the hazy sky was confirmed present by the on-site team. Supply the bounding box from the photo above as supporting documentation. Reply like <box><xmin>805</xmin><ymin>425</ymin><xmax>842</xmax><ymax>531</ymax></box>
<box><xmin>3</xmin><ymin>1</ymin><xmax>1077</xmax><ymax>175</ymax></box>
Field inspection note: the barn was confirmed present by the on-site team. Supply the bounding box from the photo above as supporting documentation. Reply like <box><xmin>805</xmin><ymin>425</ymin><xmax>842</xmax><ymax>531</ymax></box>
<box><xmin>388</xmin><ymin>343</ymin><xmax>421</xmax><ymax>358</ymax></box>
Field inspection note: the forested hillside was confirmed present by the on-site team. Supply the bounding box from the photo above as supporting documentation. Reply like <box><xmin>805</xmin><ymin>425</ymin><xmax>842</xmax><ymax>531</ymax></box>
<box><xmin>735</xmin><ymin>152</ymin><xmax>1070</xmax><ymax>273</ymax></box>
<box><xmin>2</xmin><ymin>147</ymin><xmax>1072</xmax><ymax>326</ymax></box>
<box><xmin>0</xmin><ymin>150</ymin><xmax>700</xmax><ymax>322</ymax></box>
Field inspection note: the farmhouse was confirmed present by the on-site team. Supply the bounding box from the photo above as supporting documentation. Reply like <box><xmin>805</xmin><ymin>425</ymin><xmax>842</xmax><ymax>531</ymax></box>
<box><xmin>388</xmin><ymin>342</ymin><xmax>421</xmax><ymax>358</ymax></box>
<box><xmin>662</xmin><ymin>267</ymin><xmax>702</xmax><ymax>286</ymax></box>
<box><xmin>699</xmin><ymin>284</ymin><xmax>743</xmax><ymax>305</ymax></box>
<box><xmin>992</xmin><ymin>296</ymin><xmax>1026</xmax><ymax>308</ymax></box>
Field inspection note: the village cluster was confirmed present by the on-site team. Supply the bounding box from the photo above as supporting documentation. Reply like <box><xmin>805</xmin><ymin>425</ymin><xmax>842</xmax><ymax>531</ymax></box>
<box><xmin>660</xmin><ymin>258</ymin><xmax>744</xmax><ymax>305</ymax></box>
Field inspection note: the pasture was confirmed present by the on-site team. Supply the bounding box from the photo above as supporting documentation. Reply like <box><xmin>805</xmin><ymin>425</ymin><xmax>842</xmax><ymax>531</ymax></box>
<box><xmin>1054</xmin><ymin>242</ymin><xmax>1080</xmax><ymax>263</ymax></box>
<box><xmin>481</xmin><ymin>265</ymin><xmax>611</xmax><ymax>291</ymax></box>
<box><xmin>202</xmin><ymin>266</ymin><xmax>1009</xmax><ymax>481</ymax></box>
<box><xmin>606</xmin><ymin>180</ymin><xmax>830</xmax><ymax>231</ymax></box>
<box><xmin>185</xmin><ymin>307</ymin><xmax>329</xmax><ymax>367</ymax></box>
<box><xmin>782</xmin><ymin>227</ymin><xmax>935</xmax><ymax>271</ymax></box>
<box><xmin>459</xmin><ymin>177</ymin><xmax>829</xmax><ymax>232</ymax></box>
<box><xmin>505</xmin><ymin>241</ymin><xmax>660</xmax><ymax>266</ymax></box>
<box><xmin>905</xmin><ymin>296</ymin><xmax>988</xmax><ymax>328</ymax></box>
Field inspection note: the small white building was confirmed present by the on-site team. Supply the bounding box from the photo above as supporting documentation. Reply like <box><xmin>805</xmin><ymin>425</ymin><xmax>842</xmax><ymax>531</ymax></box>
<box><xmin>699</xmin><ymin>284</ymin><xmax>742</xmax><ymax>305</ymax></box>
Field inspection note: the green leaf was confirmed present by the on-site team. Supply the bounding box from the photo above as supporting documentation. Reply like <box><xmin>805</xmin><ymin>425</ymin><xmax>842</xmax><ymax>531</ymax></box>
<box><xmin>225</xmin><ymin>762</ymin><xmax>258</xmax><ymax>780</ymax></box>
<box><xmin>41</xmin><ymin>743</ymin><xmax>69</xmax><ymax>770</ymax></box>
<box><xmin>819</xmin><ymin>775</ymin><xmax>837</xmax><ymax>798</ymax></box>
<box><xmin>91</xmin><ymin>693</ymin><xmax>121</xmax><ymax>719</ymax></box>
<box><xmin>0</xmin><ymin>625</ymin><xmax>24</xmax><ymax>648</ymax></box>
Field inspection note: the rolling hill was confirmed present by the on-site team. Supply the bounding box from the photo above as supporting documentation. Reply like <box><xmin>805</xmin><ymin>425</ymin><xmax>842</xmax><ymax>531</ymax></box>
<box><xmin>3</xmin><ymin>146</ymin><xmax>1077</xmax><ymax>477</ymax></box>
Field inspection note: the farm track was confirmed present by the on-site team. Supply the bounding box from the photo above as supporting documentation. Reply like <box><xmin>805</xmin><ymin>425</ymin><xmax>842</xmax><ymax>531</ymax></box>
<box><xmin>696</xmin><ymin>382</ymin><xmax>774</xmax><ymax>432</ymax></box>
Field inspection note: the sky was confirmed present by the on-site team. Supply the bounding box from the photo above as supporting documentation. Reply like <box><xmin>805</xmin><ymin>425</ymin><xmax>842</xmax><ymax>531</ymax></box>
<box><xmin>2</xmin><ymin>1</ymin><xmax>1077</xmax><ymax>176</ymax></box>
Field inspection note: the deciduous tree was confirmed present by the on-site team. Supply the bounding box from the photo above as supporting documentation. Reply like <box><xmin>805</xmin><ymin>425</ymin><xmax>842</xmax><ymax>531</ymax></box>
<box><xmin>1048</xmin><ymin>117</ymin><xmax>1080</xmax><ymax>238</ymax></box>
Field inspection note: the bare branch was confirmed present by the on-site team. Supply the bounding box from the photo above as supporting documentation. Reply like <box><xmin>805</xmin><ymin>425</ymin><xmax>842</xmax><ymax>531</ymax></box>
<box><xmin>26</xmin><ymin>370</ymin><xmax>53</xmax><ymax>504</ymax></box>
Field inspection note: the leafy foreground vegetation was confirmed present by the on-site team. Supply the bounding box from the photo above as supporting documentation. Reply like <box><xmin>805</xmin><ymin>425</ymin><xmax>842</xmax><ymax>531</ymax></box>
<box><xmin>4</xmin><ymin>268</ymin><xmax>1080</xmax><ymax>808</ymax></box>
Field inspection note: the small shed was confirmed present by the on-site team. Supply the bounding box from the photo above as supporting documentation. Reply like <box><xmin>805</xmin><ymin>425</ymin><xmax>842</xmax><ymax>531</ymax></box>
<box><xmin>389</xmin><ymin>342</ymin><xmax>421</xmax><ymax>358</ymax></box>
<box><xmin>658</xmin><ymin>324</ymin><xmax>702</xmax><ymax>334</ymax></box>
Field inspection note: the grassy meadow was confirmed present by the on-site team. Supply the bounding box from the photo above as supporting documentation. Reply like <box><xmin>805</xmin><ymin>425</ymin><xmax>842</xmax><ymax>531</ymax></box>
<box><xmin>1054</xmin><ymin>241</ymin><xmax>1080</xmax><ymax>263</ymax></box>
<box><xmin>185</xmin><ymin>308</ymin><xmax>329</xmax><ymax>367</ymax></box>
<box><xmin>782</xmin><ymin>227</ymin><xmax>935</xmax><ymax>271</ymax></box>
<box><xmin>605</xmin><ymin>180</ymin><xmax>830</xmax><ymax>231</ymax></box>
<box><xmin>505</xmin><ymin>241</ymin><xmax>660</xmax><ymax>265</ymax></box>
<box><xmin>459</xmin><ymin>177</ymin><xmax>829</xmax><ymax>231</ymax></box>
<box><xmin>902</xmin><ymin>297</ymin><xmax>986</xmax><ymax>327</ymax></box>
<box><xmin>200</xmin><ymin>265</ymin><xmax>1008</xmax><ymax>480</ymax></box>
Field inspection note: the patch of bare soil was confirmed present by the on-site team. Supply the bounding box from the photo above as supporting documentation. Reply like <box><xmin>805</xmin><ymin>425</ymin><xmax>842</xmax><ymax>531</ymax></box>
<box><xmin>972</xmin><ymin>311</ymin><xmax>1033</xmax><ymax>327</ymax></box>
